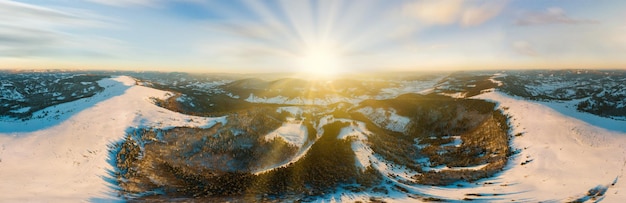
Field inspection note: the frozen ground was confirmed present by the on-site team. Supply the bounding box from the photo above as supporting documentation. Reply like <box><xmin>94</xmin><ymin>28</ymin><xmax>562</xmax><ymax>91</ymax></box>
<box><xmin>314</xmin><ymin>90</ymin><xmax>626</xmax><ymax>202</ymax></box>
<box><xmin>0</xmin><ymin>76</ymin><xmax>225</xmax><ymax>202</ymax></box>
<box><xmin>1</xmin><ymin>74</ymin><xmax>625</xmax><ymax>202</ymax></box>
<box><xmin>471</xmin><ymin>91</ymin><xmax>626</xmax><ymax>202</ymax></box>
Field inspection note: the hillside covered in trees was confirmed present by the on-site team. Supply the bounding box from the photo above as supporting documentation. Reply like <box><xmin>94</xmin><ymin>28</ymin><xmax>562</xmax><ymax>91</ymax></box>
<box><xmin>110</xmin><ymin>89</ymin><xmax>511</xmax><ymax>201</ymax></box>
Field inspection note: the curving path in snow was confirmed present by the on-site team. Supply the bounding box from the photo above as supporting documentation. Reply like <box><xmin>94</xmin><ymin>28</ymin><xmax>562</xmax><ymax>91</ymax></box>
<box><xmin>0</xmin><ymin>76</ymin><xmax>225</xmax><ymax>202</ymax></box>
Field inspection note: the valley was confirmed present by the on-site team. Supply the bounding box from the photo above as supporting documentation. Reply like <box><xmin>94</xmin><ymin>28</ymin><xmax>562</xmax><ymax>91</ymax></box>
<box><xmin>0</xmin><ymin>70</ymin><xmax>625</xmax><ymax>202</ymax></box>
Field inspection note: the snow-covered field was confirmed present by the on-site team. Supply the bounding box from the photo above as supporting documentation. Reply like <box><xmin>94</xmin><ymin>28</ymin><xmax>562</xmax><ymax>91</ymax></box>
<box><xmin>1</xmin><ymin>74</ymin><xmax>625</xmax><ymax>202</ymax></box>
<box><xmin>469</xmin><ymin>91</ymin><xmax>626</xmax><ymax>202</ymax></box>
<box><xmin>316</xmin><ymin>90</ymin><xmax>626</xmax><ymax>202</ymax></box>
<box><xmin>0</xmin><ymin>76</ymin><xmax>225</xmax><ymax>202</ymax></box>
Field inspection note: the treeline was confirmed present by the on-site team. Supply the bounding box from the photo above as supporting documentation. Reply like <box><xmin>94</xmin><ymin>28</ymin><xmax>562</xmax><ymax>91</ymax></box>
<box><xmin>435</xmin><ymin>73</ymin><xmax>499</xmax><ymax>97</ymax></box>
<box><xmin>577</xmin><ymin>87</ymin><xmax>626</xmax><ymax>118</ymax></box>
<box><xmin>355</xmin><ymin>94</ymin><xmax>511</xmax><ymax>185</ymax></box>
<box><xmin>359</xmin><ymin>93</ymin><xmax>495</xmax><ymax>139</ymax></box>
<box><xmin>222</xmin><ymin>77</ymin><xmax>393</xmax><ymax>101</ymax></box>
<box><xmin>112</xmin><ymin>121</ymin><xmax>384</xmax><ymax>200</ymax></box>
<box><xmin>0</xmin><ymin>74</ymin><xmax>106</xmax><ymax>119</ymax></box>
<box><xmin>499</xmin><ymin>73</ymin><xmax>626</xmax><ymax>119</ymax></box>
<box><xmin>415</xmin><ymin>110</ymin><xmax>511</xmax><ymax>185</ymax></box>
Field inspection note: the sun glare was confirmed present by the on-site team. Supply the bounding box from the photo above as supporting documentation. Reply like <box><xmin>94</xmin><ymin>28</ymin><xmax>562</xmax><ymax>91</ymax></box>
<box><xmin>297</xmin><ymin>43</ymin><xmax>343</xmax><ymax>79</ymax></box>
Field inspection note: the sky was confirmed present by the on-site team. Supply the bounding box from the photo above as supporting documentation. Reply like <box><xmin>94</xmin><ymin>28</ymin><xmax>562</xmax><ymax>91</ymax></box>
<box><xmin>1</xmin><ymin>0</ymin><xmax>625</xmax><ymax>73</ymax></box>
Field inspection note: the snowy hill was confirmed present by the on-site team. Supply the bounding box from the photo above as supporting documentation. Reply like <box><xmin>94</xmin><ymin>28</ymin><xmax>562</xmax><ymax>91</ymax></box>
<box><xmin>0</xmin><ymin>76</ymin><xmax>225</xmax><ymax>202</ymax></box>
<box><xmin>1</xmin><ymin>70</ymin><xmax>626</xmax><ymax>202</ymax></box>
<box><xmin>469</xmin><ymin>91</ymin><xmax>626</xmax><ymax>202</ymax></box>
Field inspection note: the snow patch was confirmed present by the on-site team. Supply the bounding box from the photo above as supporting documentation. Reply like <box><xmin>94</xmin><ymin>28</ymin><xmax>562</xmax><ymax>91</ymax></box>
<box><xmin>9</xmin><ymin>107</ymin><xmax>30</xmax><ymax>114</ymax></box>
<box><xmin>357</xmin><ymin>107</ymin><xmax>410</xmax><ymax>133</ymax></box>
<box><xmin>336</xmin><ymin>121</ymin><xmax>374</xmax><ymax>169</ymax></box>
<box><xmin>245</xmin><ymin>93</ymin><xmax>366</xmax><ymax>105</ymax></box>
<box><xmin>376</xmin><ymin>77</ymin><xmax>444</xmax><ymax>100</ymax></box>
<box><xmin>276</xmin><ymin>106</ymin><xmax>303</xmax><ymax>116</ymax></box>
<box><xmin>264</xmin><ymin>121</ymin><xmax>308</xmax><ymax>147</ymax></box>
<box><xmin>0</xmin><ymin>88</ymin><xmax>25</xmax><ymax>101</ymax></box>
<box><xmin>423</xmin><ymin>163</ymin><xmax>488</xmax><ymax>172</ymax></box>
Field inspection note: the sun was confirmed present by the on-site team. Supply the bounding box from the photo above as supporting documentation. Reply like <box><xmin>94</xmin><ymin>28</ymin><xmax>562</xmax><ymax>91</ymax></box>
<box><xmin>297</xmin><ymin>42</ymin><xmax>343</xmax><ymax>79</ymax></box>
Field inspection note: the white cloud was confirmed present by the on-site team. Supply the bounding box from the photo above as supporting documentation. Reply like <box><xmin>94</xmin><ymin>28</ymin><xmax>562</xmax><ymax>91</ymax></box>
<box><xmin>402</xmin><ymin>0</ymin><xmax>464</xmax><ymax>25</ymax></box>
<box><xmin>0</xmin><ymin>1</ymin><xmax>77</xmax><ymax>25</ymax></box>
<box><xmin>402</xmin><ymin>0</ymin><xmax>507</xmax><ymax>27</ymax></box>
<box><xmin>461</xmin><ymin>0</ymin><xmax>507</xmax><ymax>27</ymax></box>
<box><xmin>515</xmin><ymin>7</ymin><xmax>598</xmax><ymax>26</ymax></box>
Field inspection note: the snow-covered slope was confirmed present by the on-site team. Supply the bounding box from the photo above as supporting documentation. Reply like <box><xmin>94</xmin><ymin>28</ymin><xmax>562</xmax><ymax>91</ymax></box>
<box><xmin>463</xmin><ymin>91</ymin><xmax>626</xmax><ymax>201</ymax></box>
<box><xmin>0</xmin><ymin>76</ymin><xmax>225</xmax><ymax>202</ymax></box>
<box><xmin>264</xmin><ymin>120</ymin><xmax>308</xmax><ymax>147</ymax></box>
<box><xmin>357</xmin><ymin>107</ymin><xmax>410</xmax><ymax>134</ymax></box>
<box><xmin>317</xmin><ymin>90</ymin><xmax>626</xmax><ymax>202</ymax></box>
<box><xmin>3</xmin><ymin>73</ymin><xmax>626</xmax><ymax>202</ymax></box>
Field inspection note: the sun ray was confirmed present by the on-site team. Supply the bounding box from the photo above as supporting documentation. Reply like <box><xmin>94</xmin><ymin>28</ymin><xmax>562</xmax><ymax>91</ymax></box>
<box><xmin>223</xmin><ymin>0</ymin><xmax>403</xmax><ymax>76</ymax></box>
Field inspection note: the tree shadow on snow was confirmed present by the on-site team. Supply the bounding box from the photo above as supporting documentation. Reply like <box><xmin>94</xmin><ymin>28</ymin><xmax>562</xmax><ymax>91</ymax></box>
<box><xmin>96</xmin><ymin>137</ymin><xmax>130</xmax><ymax>202</ymax></box>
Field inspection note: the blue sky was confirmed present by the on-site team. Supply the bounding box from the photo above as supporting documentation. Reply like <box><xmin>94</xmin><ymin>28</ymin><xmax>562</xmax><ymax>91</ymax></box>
<box><xmin>1</xmin><ymin>0</ymin><xmax>625</xmax><ymax>73</ymax></box>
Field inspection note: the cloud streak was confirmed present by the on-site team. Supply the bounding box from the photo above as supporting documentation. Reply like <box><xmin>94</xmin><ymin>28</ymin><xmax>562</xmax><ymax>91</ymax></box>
<box><xmin>2</xmin><ymin>0</ymin><xmax>625</xmax><ymax>71</ymax></box>
<box><xmin>0</xmin><ymin>1</ymin><xmax>124</xmax><ymax>58</ymax></box>
<box><xmin>85</xmin><ymin>0</ymin><xmax>160</xmax><ymax>7</ymax></box>
<box><xmin>403</xmin><ymin>0</ymin><xmax>464</xmax><ymax>25</ymax></box>
<box><xmin>515</xmin><ymin>7</ymin><xmax>598</xmax><ymax>26</ymax></box>
<box><xmin>461</xmin><ymin>1</ymin><xmax>507</xmax><ymax>27</ymax></box>
<box><xmin>402</xmin><ymin>0</ymin><xmax>507</xmax><ymax>27</ymax></box>
<box><xmin>0</xmin><ymin>1</ymin><xmax>75</xmax><ymax>21</ymax></box>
